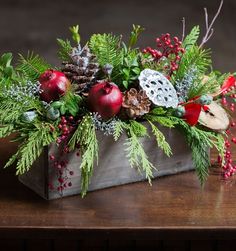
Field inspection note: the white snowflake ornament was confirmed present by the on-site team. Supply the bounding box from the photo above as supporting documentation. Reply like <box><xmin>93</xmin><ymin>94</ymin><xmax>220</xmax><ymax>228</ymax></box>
<box><xmin>138</xmin><ymin>69</ymin><xmax>178</xmax><ymax>108</ymax></box>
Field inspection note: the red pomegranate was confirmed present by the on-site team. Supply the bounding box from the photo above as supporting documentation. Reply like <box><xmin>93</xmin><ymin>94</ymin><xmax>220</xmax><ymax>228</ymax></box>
<box><xmin>88</xmin><ymin>81</ymin><xmax>123</xmax><ymax>120</ymax></box>
<box><xmin>39</xmin><ymin>69</ymin><xmax>71</xmax><ymax>103</ymax></box>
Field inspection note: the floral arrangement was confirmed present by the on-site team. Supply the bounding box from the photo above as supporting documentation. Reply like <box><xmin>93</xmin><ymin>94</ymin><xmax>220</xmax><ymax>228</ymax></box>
<box><xmin>0</xmin><ymin>1</ymin><xmax>235</xmax><ymax>196</ymax></box>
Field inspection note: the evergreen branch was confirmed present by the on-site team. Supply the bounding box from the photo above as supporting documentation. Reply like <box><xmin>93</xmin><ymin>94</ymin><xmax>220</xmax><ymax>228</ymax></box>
<box><xmin>68</xmin><ymin>115</ymin><xmax>98</xmax><ymax>197</ymax></box>
<box><xmin>148</xmin><ymin>120</ymin><xmax>172</xmax><ymax>157</ymax></box>
<box><xmin>191</xmin><ymin>140</ymin><xmax>210</xmax><ymax>185</ymax></box>
<box><xmin>17</xmin><ymin>52</ymin><xmax>51</xmax><ymax>81</ymax></box>
<box><xmin>113</xmin><ymin>120</ymin><xmax>128</xmax><ymax>141</ymax></box>
<box><xmin>89</xmin><ymin>33</ymin><xmax>123</xmax><ymax>77</ymax></box>
<box><xmin>130</xmin><ymin>120</ymin><xmax>148</xmax><ymax>137</ymax></box>
<box><xmin>57</xmin><ymin>38</ymin><xmax>73</xmax><ymax>61</ymax></box>
<box><xmin>176</xmin><ymin>118</ymin><xmax>225</xmax><ymax>185</ymax></box>
<box><xmin>125</xmin><ymin>122</ymin><xmax>154</xmax><ymax>183</ymax></box>
<box><xmin>182</xmin><ymin>26</ymin><xmax>200</xmax><ymax>49</ymax></box>
<box><xmin>187</xmin><ymin>72</ymin><xmax>220</xmax><ymax>99</ymax></box>
<box><xmin>145</xmin><ymin>114</ymin><xmax>178</xmax><ymax>128</ymax></box>
<box><xmin>0</xmin><ymin>124</ymin><xmax>15</xmax><ymax>138</ymax></box>
<box><xmin>5</xmin><ymin>124</ymin><xmax>57</xmax><ymax>174</ymax></box>
<box><xmin>173</xmin><ymin>45</ymin><xmax>211</xmax><ymax>82</ymax></box>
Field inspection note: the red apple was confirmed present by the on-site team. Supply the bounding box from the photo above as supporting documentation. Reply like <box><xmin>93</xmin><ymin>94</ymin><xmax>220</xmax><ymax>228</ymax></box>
<box><xmin>88</xmin><ymin>81</ymin><xmax>123</xmax><ymax>120</ymax></box>
<box><xmin>39</xmin><ymin>69</ymin><xmax>71</xmax><ymax>103</ymax></box>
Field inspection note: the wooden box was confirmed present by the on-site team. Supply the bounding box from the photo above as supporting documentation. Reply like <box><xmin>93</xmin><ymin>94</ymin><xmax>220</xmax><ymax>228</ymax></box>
<box><xmin>19</xmin><ymin>124</ymin><xmax>194</xmax><ymax>200</ymax></box>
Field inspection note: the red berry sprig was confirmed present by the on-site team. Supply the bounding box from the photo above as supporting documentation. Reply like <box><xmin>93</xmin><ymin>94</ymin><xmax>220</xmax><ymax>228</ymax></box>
<box><xmin>143</xmin><ymin>33</ymin><xmax>185</xmax><ymax>75</ymax></box>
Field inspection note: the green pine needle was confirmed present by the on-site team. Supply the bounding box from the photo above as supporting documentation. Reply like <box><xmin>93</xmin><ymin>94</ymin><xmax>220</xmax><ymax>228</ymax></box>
<box><xmin>148</xmin><ymin>120</ymin><xmax>172</xmax><ymax>157</ymax></box>
<box><xmin>68</xmin><ymin>115</ymin><xmax>98</xmax><ymax>197</ymax></box>
<box><xmin>57</xmin><ymin>38</ymin><xmax>73</xmax><ymax>61</ymax></box>
<box><xmin>4</xmin><ymin>123</ymin><xmax>57</xmax><ymax>174</ymax></box>
<box><xmin>125</xmin><ymin>122</ymin><xmax>154</xmax><ymax>183</ymax></box>
<box><xmin>17</xmin><ymin>52</ymin><xmax>51</xmax><ymax>81</ymax></box>
<box><xmin>173</xmin><ymin>45</ymin><xmax>211</xmax><ymax>83</ymax></box>
<box><xmin>176</xmin><ymin>118</ymin><xmax>225</xmax><ymax>185</ymax></box>
<box><xmin>182</xmin><ymin>26</ymin><xmax>200</xmax><ymax>50</ymax></box>
<box><xmin>0</xmin><ymin>124</ymin><xmax>15</xmax><ymax>138</ymax></box>
<box><xmin>113</xmin><ymin>120</ymin><xmax>128</xmax><ymax>141</ymax></box>
<box><xmin>89</xmin><ymin>33</ymin><xmax>123</xmax><ymax>77</ymax></box>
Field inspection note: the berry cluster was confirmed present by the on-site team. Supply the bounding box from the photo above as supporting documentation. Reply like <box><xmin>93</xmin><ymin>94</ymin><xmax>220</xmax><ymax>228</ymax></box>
<box><xmin>48</xmin><ymin>156</ymin><xmax>74</xmax><ymax>193</ymax></box>
<box><xmin>48</xmin><ymin>115</ymin><xmax>81</xmax><ymax>194</ymax></box>
<box><xmin>219</xmin><ymin>125</ymin><xmax>236</xmax><ymax>179</ymax></box>
<box><xmin>143</xmin><ymin>33</ymin><xmax>185</xmax><ymax>75</ymax></box>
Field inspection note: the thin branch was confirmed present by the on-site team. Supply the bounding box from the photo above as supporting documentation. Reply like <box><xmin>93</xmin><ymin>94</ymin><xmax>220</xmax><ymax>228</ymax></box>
<box><xmin>181</xmin><ymin>17</ymin><xmax>186</xmax><ymax>42</ymax></box>
<box><xmin>200</xmin><ymin>0</ymin><xmax>224</xmax><ymax>48</ymax></box>
<box><xmin>204</xmin><ymin>7</ymin><xmax>209</xmax><ymax>31</ymax></box>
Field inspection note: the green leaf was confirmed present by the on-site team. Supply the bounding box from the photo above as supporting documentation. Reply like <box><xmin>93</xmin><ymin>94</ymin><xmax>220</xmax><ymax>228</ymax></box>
<box><xmin>128</xmin><ymin>24</ymin><xmax>145</xmax><ymax>49</ymax></box>
<box><xmin>0</xmin><ymin>53</ymin><xmax>13</xmax><ymax>67</ymax></box>
<box><xmin>122</xmin><ymin>80</ymin><xmax>129</xmax><ymax>89</ymax></box>
<box><xmin>69</xmin><ymin>25</ymin><xmax>81</xmax><ymax>44</ymax></box>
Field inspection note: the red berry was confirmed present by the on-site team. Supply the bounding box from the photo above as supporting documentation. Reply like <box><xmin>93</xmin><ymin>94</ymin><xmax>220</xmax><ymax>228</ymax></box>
<box><xmin>58</xmin><ymin>177</ymin><xmax>64</xmax><ymax>184</ymax></box>
<box><xmin>49</xmin><ymin>154</ymin><xmax>55</xmax><ymax>160</ymax></box>
<box><xmin>231</xmin><ymin>137</ymin><xmax>236</xmax><ymax>143</ymax></box>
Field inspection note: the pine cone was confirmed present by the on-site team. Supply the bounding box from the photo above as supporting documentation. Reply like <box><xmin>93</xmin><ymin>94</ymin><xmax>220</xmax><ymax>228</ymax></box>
<box><xmin>62</xmin><ymin>45</ymin><xmax>99</xmax><ymax>94</ymax></box>
<box><xmin>122</xmin><ymin>88</ymin><xmax>151</xmax><ymax>118</ymax></box>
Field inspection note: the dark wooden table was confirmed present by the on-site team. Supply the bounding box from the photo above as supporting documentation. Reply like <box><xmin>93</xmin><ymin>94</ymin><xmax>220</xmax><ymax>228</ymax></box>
<box><xmin>1</xmin><ymin>137</ymin><xmax>236</xmax><ymax>251</ymax></box>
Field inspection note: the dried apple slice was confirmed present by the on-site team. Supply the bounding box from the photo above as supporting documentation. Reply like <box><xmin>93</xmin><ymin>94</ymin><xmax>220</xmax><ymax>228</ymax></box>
<box><xmin>198</xmin><ymin>101</ymin><xmax>229</xmax><ymax>131</ymax></box>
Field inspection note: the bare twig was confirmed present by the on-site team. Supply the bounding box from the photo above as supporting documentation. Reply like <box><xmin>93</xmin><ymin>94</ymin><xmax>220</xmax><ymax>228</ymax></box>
<box><xmin>204</xmin><ymin>8</ymin><xmax>209</xmax><ymax>31</ymax></box>
<box><xmin>181</xmin><ymin>17</ymin><xmax>186</xmax><ymax>42</ymax></box>
<box><xmin>199</xmin><ymin>0</ymin><xmax>224</xmax><ymax>48</ymax></box>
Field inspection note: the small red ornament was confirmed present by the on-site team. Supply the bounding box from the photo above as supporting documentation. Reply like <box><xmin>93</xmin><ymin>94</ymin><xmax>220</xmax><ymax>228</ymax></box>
<box><xmin>183</xmin><ymin>103</ymin><xmax>202</xmax><ymax>126</ymax></box>
<box><xmin>88</xmin><ymin>81</ymin><xmax>123</xmax><ymax>120</ymax></box>
<box><xmin>39</xmin><ymin>69</ymin><xmax>71</xmax><ymax>103</ymax></box>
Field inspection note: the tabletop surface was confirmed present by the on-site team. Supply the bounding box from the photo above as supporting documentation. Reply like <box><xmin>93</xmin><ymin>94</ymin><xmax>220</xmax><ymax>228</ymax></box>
<box><xmin>0</xmin><ymin>136</ymin><xmax>236</xmax><ymax>240</ymax></box>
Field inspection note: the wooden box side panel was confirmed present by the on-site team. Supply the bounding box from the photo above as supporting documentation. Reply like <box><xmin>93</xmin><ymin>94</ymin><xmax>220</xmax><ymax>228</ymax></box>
<box><xmin>18</xmin><ymin>124</ymin><xmax>195</xmax><ymax>200</ymax></box>
<box><xmin>48</xmin><ymin>125</ymin><xmax>194</xmax><ymax>199</ymax></box>
<box><xmin>18</xmin><ymin>147</ymin><xmax>49</xmax><ymax>199</ymax></box>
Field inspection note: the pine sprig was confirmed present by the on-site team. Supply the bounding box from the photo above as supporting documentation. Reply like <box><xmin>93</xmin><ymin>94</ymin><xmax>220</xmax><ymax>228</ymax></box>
<box><xmin>17</xmin><ymin>52</ymin><xmax>51</xmax><ymax>81</ymax></box>
<box><xmin>182</xmin><ymin>26</ymin><xmax>200</xmax><ymax>50</ymax></box>
<box><xmin>5</xmin><ymin>123</ymin><xmax>57</xmax><ymax>175</ymax></box>
<box><xmin>173</xmin><ymin>45</ymin><xmax>211</xmax><ymax>83</ymax></box>
<box><xmin>89</xmin><ymin>33</ymin><xmax>123</xmax><ymax>76</ymax></box>
<box><xmin>176</xmin><ymin>118</ymin><xmax>225</xmax><ymax>185</ymax></box>
<box><xmin>113</xmin><ymin>120</ymin><xmax>128</xmax><ymax>141</ymax></box>
<box><xmin>68</xmin><ymin>115</ymin><xmax>98</xmax><ymax>197</ymax></box>
<box><xmin>125</xmin><ymin>121</ymin><xmax>154</xmax><ymax>183</ymax></box>
<box><xmin>187</xmin><ymin>72</ymin><xmax>221</xmax><ymax>99</ymax></box>
<box><xmin>57</xmin><ymin>38</ymin><xmax>73</xmax><ymax>61</ymax></box>
<box><xmin>0</xmin><ymin>124</ymin><xmax>15</xmax><ymax>138</ymax></box>
<box><xmin>148</xmin><ymin>120</ymin><xmax>172</xmax><ymax>157</ymax></box>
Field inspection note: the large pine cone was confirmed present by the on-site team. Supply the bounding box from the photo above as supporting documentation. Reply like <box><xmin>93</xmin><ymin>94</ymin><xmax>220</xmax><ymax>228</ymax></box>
<box><xmin>62</xmin><ymin>45</ymin><xmax>99</xmax><ymax>94</ymax></box>
<box><xmin>122</xmin><ymin>88</ymin><xmax>151</xmax><ymax>118</ymax></box>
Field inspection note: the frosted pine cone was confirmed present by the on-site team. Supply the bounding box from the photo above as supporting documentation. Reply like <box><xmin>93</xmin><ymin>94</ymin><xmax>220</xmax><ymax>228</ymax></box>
<box><xmin>122</xmin><ymin>88</ymin><xmax>151</xmax><ymax>118</ymax></box>
<box><xmin>62</xmin><ymin>45</ymin><xmax>99</xmax><ymax>94</ymax></box>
